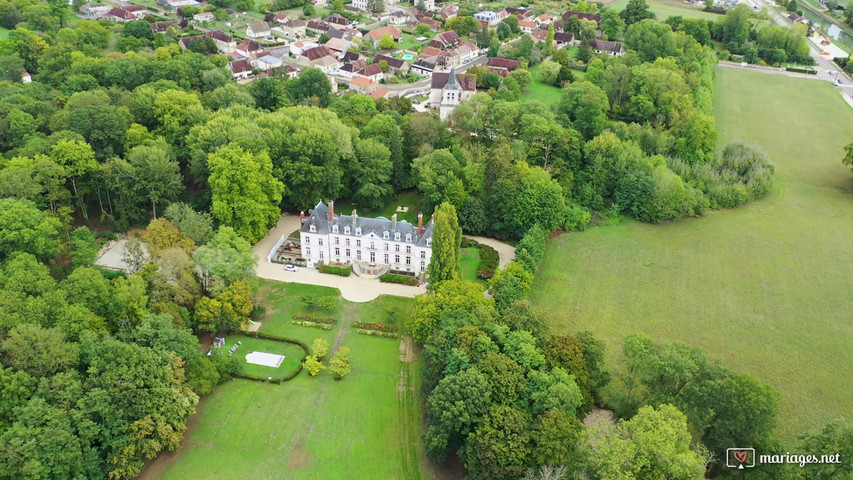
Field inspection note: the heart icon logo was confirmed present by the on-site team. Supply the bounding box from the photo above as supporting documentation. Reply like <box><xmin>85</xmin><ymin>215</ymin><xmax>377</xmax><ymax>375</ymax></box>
<box><xmin>733</xmin><ymin>451</ymin><xmax>748</xmax><ymax>463</ymax></box>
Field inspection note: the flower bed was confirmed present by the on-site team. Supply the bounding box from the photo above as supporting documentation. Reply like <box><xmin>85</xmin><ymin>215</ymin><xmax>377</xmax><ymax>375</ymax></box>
<box><xmin>353</xmin><ymin>321</ymin><xmax>396</xmax><ymax>332</ymax></box>
<box><xmin>292</xmin><ymin>313</ymin><xmax>337</xmax><ymax>324</ymax></box>
<box><xmin>291</xmin><ymin>321</ymin><xmax>333</xmax><ymax>330</ymax></box>
<box><xmin>356</xmin><ymin>329</ymin><xmax>398</xmax><ymax>339</ymax></box>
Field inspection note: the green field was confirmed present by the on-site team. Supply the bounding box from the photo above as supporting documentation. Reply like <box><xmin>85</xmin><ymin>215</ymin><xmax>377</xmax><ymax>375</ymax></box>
<box><xmin>607</xmin><ymin>0</ymin><xmax>724</xmax><ymax>20</ymax></box>
<box><xmin>531</xmin><ymin>68</ymin><xmax>853</xmax><ymax>441</ymax></box>
<box><xmin>146</xmin><ymin>281</ymin><xmax>428</xmax><ymax>480</ymax></box>
<box><xmin>523</xmin><ymin>62</ymin><xmax>564</xmax><ymax>104</ymax></box>
<box><xmin>460</xmin><ymin>247</ymin><xmax>482</xmax><ymax>283</ymax></box>
<box><xmin>229</xmin><ymin>335</ymin><xmax>305</xmax><ymax>380</ymax></box>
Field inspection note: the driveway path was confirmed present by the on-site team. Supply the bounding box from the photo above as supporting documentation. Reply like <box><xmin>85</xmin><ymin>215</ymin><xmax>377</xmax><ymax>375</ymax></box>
<box><xmin>254</xmin><ymin>215</ymin><xmax>517</xmax><ymax>301</ymax></box>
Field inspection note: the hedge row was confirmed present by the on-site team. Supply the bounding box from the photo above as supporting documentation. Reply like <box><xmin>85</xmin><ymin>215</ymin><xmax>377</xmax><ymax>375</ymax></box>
<box><xmin>786</xmin><ymin>66</ymin><xmax>816</xmax><ymax>74</ymax></box>
<box><xmin>291</xmin><ymin>321</ymin><xmax>333</xmax><ymax>330</ymax></box>
<box><xmin>352</xmin><ymin>321</ymin><xmax>397</xmax><ymax>332</ymax></box>
<box><xmin>319</xmin><ymin>264</ymin><xmax>352</xmax><ymax>276</ymax></box>
<box><xmin>461</xmin><ymin>237</ymin><xmax>480</xmax><ymax>248</ymax></box>
<box><xmin>292</xmin><ymin>313</ymin><xmax>337</xmax><ymax>324</ymax></box>
<box><xmin>356</xmin><ymin>329</ymin><xmax>398</xmax><ymax>339</ymax></box>
<box><xmin>379</xmin><ymin>273</ymin><xmax>419</xmax><ymax>286</ymax></box>
<box><xmin>477</xmin><ymin>245</ymin><xmax>499</xmax><ymax>280</ymax></box>
<box><xmin>232</xmin><ymin>333</ymin><xmax>309</xmax><ymax>383</ymax></box>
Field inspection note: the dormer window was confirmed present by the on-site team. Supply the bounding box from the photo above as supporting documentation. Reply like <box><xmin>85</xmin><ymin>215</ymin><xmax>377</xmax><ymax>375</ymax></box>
<box><xmin>426</xmin><ymin>237</ymin><xmax>432</xmax><ymax>247</ymax></box>
<box><xmin>309</xmin><ymin>224</ymin><xmax>316</xmax><ymax>233</ymax></box>
<box><xmin>355</xmin><ymin>227</ymin><xmax>362</xmax><ymax>235</ymax></box>
<box><xmin>394</xmin><ymin>232</ymin><xmax>400</xmax><ymax>241</ymax></box>
<box><xmin>332</xmin><ymin>224</ymin><xmax>339</xmax><ymax>233</ymax></box>
<box><xmin>406</xmin><ymin>233</ymin><xmax>412</xmax><ymax>242</ymax></box>
<box><xmin>383</xmin><ymin>231</ymin><xmax>389</xmax><ymax>239</ymax></box>
<box><xmin>345</xmin><ymin>226</ymin><xmax>350</xmax><ymax>235</ymax></box>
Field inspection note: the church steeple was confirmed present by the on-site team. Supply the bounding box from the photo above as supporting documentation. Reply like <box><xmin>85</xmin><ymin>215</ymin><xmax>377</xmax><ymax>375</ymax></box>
<box><xmin>444</xmin><ymin>66</ymin><xmax>461</xmax><ymax>90</ymax></box>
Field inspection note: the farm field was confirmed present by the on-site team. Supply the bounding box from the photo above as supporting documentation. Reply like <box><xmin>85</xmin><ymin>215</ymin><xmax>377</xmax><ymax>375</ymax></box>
<box><xmin>531</xmin><ymin>68</ymin><xmax>853</xmax><ymax>441</ymax></box>
<box><xmin>144</xmin><ymin>281</ymin><xmax>429</xmax><ymax>480</ymax></box>
<box><xmin>607</xmin><ymin>0</ymin><xmax>724</xmax><ymax>20</ymax></box>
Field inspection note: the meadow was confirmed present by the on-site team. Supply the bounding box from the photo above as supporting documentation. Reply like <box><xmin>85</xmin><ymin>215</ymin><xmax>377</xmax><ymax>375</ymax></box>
<box><xmin>606</xmin><ymin>0</ymin><xmax>724</xmax><ymax>21</ymax></box>
<box><xmin>522</xmin><ymin>47</ymin><xmax>578</xmax><ymax>104</ymax></box>
<box><xmin>143</xmin><ymin>281</ymin><xmax>430</xmax><ymax>480</ymax></box>
<box><xmin>531</xmin><ymin>68</ymin><xmax>853</xmax><ymax>441</ymax></box>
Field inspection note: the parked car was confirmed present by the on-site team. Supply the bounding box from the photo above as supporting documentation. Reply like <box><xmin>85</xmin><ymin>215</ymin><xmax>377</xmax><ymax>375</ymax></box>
<box><xmin>284</xmin><ymin>265</ymin><xmax>299</xmax><ymax>272</ymax></box>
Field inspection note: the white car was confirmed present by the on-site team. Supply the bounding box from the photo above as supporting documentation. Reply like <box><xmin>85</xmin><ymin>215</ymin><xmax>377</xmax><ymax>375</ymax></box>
<box><xmin>284</xmin><ymin>265</ymin><xmax>299</xmax><ymax>272</ymax></box>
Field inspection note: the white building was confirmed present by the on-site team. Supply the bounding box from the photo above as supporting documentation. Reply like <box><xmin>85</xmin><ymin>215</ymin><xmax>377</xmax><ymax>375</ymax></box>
<box><xmin>299</xmin><ymin>201</ymin><xmax>434</xmax><ymax>275</ymax></box>
<box><xmin>429</xmin><ymin>67</ymin><xmax>477</xmax><ymax>121</ymax></box>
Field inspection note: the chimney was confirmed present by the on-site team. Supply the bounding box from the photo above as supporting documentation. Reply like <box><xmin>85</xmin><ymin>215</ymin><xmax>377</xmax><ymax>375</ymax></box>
<box><xmin>352</xmin><ymin>209</ymin><xmax>357</xmax><ymax>227</ymax></box>
<box><xmin>417</xmin><ymin>212</ymin><xmax>423</xmax><ymax>235</ymax></box>
<box><xmin>391</xmin><ymin>213</ymin><xmax>397</xmax><ymax>231</ymax></box>
<box><xmin>300</xmin><ymin>210</ymin><xmax>305</xmax><ymax>223</ymax></box>
<box><xmin>328</xmin><ymin>200</ymin><xmax>334</xmax><ymax>221</ymax></box>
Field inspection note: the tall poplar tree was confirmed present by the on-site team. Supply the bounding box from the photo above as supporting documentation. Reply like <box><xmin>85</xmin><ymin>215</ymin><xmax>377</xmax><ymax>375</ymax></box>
<box><xmin>426</xmin><ymin>202</ymin><xmax>461</xmax><ymax>286</ymax></box>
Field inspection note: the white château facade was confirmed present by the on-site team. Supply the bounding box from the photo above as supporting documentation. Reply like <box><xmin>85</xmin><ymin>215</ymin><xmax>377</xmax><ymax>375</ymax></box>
<box><xmin>300</xmin><ymin>201</ymin><xmax>434</xmax><ymax>274</ymax></box>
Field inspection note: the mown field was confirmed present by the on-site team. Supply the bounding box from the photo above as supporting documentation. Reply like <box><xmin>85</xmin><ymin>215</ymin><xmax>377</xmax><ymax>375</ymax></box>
<box><xmin>607</xmin><ymin>0</ymin><xmax>724</xmax><ymax>21</ymax></box>
<box><xmin>531</xmin><ymin>68</ymin><xmax>853</xmax><ymax>441</ymax></box>
<box><xmin>144</xmin><ymin>281</ymin><xmax>429</xmax><ymax>480</ymax></box>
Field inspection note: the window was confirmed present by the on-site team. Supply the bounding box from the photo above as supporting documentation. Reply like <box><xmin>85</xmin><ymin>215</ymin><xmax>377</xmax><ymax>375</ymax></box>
<box><xmin>370</xmin><ymin>242</ymin><xmax>375</xmax><ymax>249</ymax></box>
<box><xmin>309</xmin><ymin>224</ymin><xmax>316</xmax><ymax>233</ymax></box>
<box><xmin>384</xmin><ymin>254</ymin><xmax>389</xmax><ymax>263</ymax></box>
<box><xmin>319</xmin><ymin>238</ymin><xmax>324</xmax><ymax>246</ymax></box>
<box><xmin>406</xmin><ymin>246</ymin><xmax>411</xmax><ymax>253</ymax></box>
<box><xmin>306</xmin><ymin>247</ymin><xmax>311</xmax><ymax>255</ymax></box>
<box><xmin>346</xmin><ymin>249</ymin><xmax>351</xmax><ymax>257</ymax></box>
<box><xmin>406</xmin><ymin>256</ymin><xmax>411</xmax><ymax>265</ymax></box>
<box><xmin>420</xmin><ymin>251</ymin><xmax>425</xmax><ymax>259</ymax></box>
<box><xmin>395</xmin><ymin>232</ymin><xmax>400</xmax><ymax>241</ymax></box>
<box><xmin>335</xmin><ymin>237</ymin><xmax>339</xmax><ymax>245</ymax></box>
<box><xmin>357</xmin><ymin>250</ymin><xmax>362</xmax><ymax>260</ymax></box>
<box><xmin>384</xmin><ymin>244</ymin><xmax>389</xmax><ymax>251</ymax></box>
<box><xmin>320</xmin><ymin>251</ymin><xmax>324</xmax><ymax>259</ymax></box>
<box><xmin>356</xmin><ymin>239</ymin><xmax>361</xmax><ymax>247</ymax></box>
<box><xmin>332</xmin><ymin>225</ymin><xmax>338</xmax><ymax>233</ymax></box>
<box><xmin>406</xmin><ymin>233</ymin><xmax>412</xmax><ymax>242</ymax></box>
<box><xmin>383</xmin><ymin>231</ymin><xmax>389</xmax><ymax>239</ymax></box>
<box><xmin>356</xmin><ymin>227</ymin><xmax>362</xmax><ymax>235</ymax></box>
<box><xmin>334</xmin><ymin>247</ymin><xmax>340</xmax><ymax>256</ymax></box>
<box><xmin>344</xmin><ymin>226</ymin><xmax>350</xmax><ymax>234</ymax></box>
<box><xmin>304</xmin><ymin>236</ymin><xmax>311</xmax><ymax>244</ymax></box>
<box><xmin>345</xmin><ymin>238</ymin><xmax>350</xmax><ymax>246</ymax></box>
<box><xmin>395</xmin><ymin>254</ymin><xmax>400</xmax><ymax>264</ymax></box>
<box><xmin>426</xmin><ymin>238</ymin><xmax>431</xmax><ymax>247</ymax></box>
<box><xmin>395</xmin><ymin>244</ymin><xmax>400</xmax><ymax>252</ymax></box>
<box><xmin>370</xmin><ymin>251</ymin><xmax>375</xmax><ymax>262</ymax></box>
<box><xmin>420</xmin><ymin>261</ymin><xmax>425</xmax><ymax>272</ymax></box>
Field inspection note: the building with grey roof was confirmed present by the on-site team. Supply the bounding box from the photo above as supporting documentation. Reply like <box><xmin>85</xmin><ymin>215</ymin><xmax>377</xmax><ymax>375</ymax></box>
<box><xmin>300</xmin><ymin>200</ymin><xmax>433</xmax><ymax>275</ymax></box>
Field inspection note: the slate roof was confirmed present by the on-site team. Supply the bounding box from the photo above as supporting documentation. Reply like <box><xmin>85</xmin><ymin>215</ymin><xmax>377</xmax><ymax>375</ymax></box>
<box><xmin>411</xmin><ymin>59</ymin><xmax>435</xmax><ymax>71</ymax></box>
<box><xmin>373</xmin><ymin>54</ymin><xmax>407</xmax><ymax>69</ymax></box>
<box><xmin>590</xmin><ymin>39</ymin><xmax>622</xmax><ymax>53</ymax></box>
<box><xmin>342</xmin><ymin>51</ymin><xmax>361</xmax><ymax>62</ymax></box>
<box><xmin>554</xmin><ymin>31</ymin><xmax>574</xmax><ymax>43</ymax></box>
<box><xmin>248</xmin><ymin>21</ymin><xmax>271</xmax><ymax>33</ymax></box>
<box><xmin>325</xmin><ymin>13</ymin><xmax>350</xmax><ymax>25</ymax></box>
<box><xmin>430</xmin><ymin>71</ymin><xmax>476</xmax><ymax>90</ymax></box>
<box><xmin>302</xmin><ymin>201</ymin><xmax>434</xmax><ymax>247</ymax></box>
<box><xmin>307</xmin><ymin>20</ymin><xmax>330</xmax><ymax>31</ymax></box>
<box><xmin>360</xmin><ymin>63</ymin><xmax>384</xmax><ymax>76</ymax></box>
<box><xmin>206</xmin><ymin>29</ymin><xmax>233</xmax><ymax>42</ymax></box>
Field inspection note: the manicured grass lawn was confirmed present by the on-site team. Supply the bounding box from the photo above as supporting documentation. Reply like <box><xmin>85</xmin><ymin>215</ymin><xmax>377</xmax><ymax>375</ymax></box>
<box><xmin>334</xmin><ymin>190</ymin><xmax>425</xmax><ymax>224</ymax></box>
<box><xmin>459</xmin><ymin>247</ymin><xmax>482</xmax><ymax>283</ymax></box>
<box><xmin>229</xmin><ymin>335</ymin><xmax>305</xmax><ymax>379</ymax></box>
<box><xmin>608</xmin><ymin>0</ymin><xmax>724</xmax><ymax>20</ymax></box>
<box><xmin>150</xmin><ymin>280</ymin><xmax>428</xmax><ymax>480</ymax></box>
<box><xmin>531</xmin><ymin>68</ymin><xmax>853</xmax><ymax>441</ymax></box>
<box><xmin>253</xmin><ymin>282</ymin><xmax>341</xmax><ymax>344</ymax></box>
<box><xmin>523</xmin><ymin>63</ymin><xmax>563</xmax><ymax>104</ymax></box>
<box><xmin>0</xmin><ymin>27</ymin><xmax>10</xmax><ymax>40</ymax></box>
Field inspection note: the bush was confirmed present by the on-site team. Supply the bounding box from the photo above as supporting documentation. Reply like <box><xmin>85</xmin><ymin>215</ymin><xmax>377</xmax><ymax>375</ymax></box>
<box><xmin>785</xmin><ymin>66</ymin><xmax>816</xmax><ymax>74</ymax></box>
<box><xmin>356</xmin><ymin>329</ymin><xmax>398</xmax><ymax>338</ymax></box>
<box><xmin>291</xmin><ymin>321</ymin><xmax>333</xmax><ymax>330</ymax></box>
<box><xmin>476</xmin><ymin>245</ymin><xmax>499</xmax><ymax>280</ymax></box>
<box><xmin>319</xmin><ymin>264</ymin><xmax>352</xmax><ymax>276</ymax></box>
<box><xmin>515</xmin><ymin>224</ymin><xmax>547</xmax><ymax>273</ymax></box>
<box><xmin>380</xmin><ymin>273</ymin><xmax>419</xmax><ymax>286</ymax></box>
<box><xmin>461</xmin><ymin>237</ymin><xmax>481</xmax><ymax>248</ymax></box>
<box><xmin>352</xmin><ymin>321</ymin><xmax>397</xmax><ymax>332</ymax></box>
<box><xmin>564</xmin><ymin>201</ymin><xmax>591</xmax><ymax>231</ymax></box>
<box><xmin>292</xmin><ymin>313</ymin><xmax>337</xmax><ymax>324</ymax></box>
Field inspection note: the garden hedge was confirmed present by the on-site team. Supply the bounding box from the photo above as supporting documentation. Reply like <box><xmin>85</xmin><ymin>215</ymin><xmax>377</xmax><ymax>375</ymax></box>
<box><xmin>379</xmin><ymin>273</ymin><xmax>419</xmax><ymax>286</ymax></box>
<box><xmin>319</xmin><ymin>264</ymin><xmax>352</xmax><ymax>276</ymax></box>
<box><xmin>476</xmin><ymin>245</ymin><xmax>499</xmax><ymax>280</ymax></box>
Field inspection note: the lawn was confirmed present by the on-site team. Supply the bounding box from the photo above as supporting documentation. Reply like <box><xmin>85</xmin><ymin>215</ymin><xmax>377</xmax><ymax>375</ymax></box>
<box><xmin>607</xmin><ymin>0</ymin><xmax>724</xmax><ymax>20</ymax></box>
<box><xmin>523</xmin><ymin>63</ymin><xmax>564</xmax><ymax>104</ymax></box>
<box><xmin>531</xmin><ymin>68</ymin><xmax>853</xmax><ymax>441</ymax></box>
<box><xmin>459</xmin><ymin>247</ymin><xmax>482</xmax><ymax>283</ymax></box>
<box><xmin>227</xmin><ymin>335</ymin><xmax>305</xmax><ymax>380</ymax></box>
<box><xmin>147</xmin><ymin>280</ymin><xmax>430</xmax><ymax>480</ymax></box>
<box><xmin>334</xmin><ymin>190</ymin><xmax>425</xmax><ymax>224</ymax></box>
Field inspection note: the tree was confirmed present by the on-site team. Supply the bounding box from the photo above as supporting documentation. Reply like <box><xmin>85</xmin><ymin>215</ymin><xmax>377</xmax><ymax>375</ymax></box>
<box><xmin>122</xmin><ymin>236</ymin><xmax>148</xmax><ymax>275</ymax></box>
<box><xmin>304</xmin><ymin>354</ymin><xmax>326</xmax><ymax>376</ymax></box>
<box><xmin>601</xmin><ymin>9</ymin><xmax>626</xmax><ymax>40</ymax></box>
<box><xmin>624</xmin><ymin>19</ymin><xmax>678</xmax><ymax>62</ymax></box>
<box><xmin>545</xmin><ymin>23</ymin><xmax>555</xmax><ymax>54</ymax></box>
<box><xmin>164</xmin><ymin>203</ymin><xmax>213</xmax><ymax>244</ymax></box>
<box><xmin>413</xmin><ymin>149</ymin><xmax>463</xmax><ymax>209</ymax></box>
<box><xmin>352</xmin><ymin>138</ymin><xmax>393</xmax><ymax>210</ymax></box>
<box><xmin>1</xmin><ymin>324</ymin><xmax>79</xmax><ymax>377</ymax></box>
<box><xmin>149</xmin><ymin>247</ymin><xmax>203</xmax><ymax>309</ymax></box>
<box><xmin>488</xmin><ymin>262</ymin><xmax>533</xmax><ymax>312</ymax></box>
<box><xmin>426</xmin><ymin>368</ymin><xmax>492</xmax><ymax>460</ymax></box>
<box><xmin>463</xmin><ymin>405</ymin><xmax>532</xmax><ymax>480</ymax></box>
<box><xmin>329</xmin><ymin>346</ymin><xmax>351</xmax><ymax>379</ymax></box>
<box><xmin>379</xmin><ymin>33</ymin><xmax>395</xmax><ymax>50</ymax></box>
<box><xmin>61</xmin><ymin>266</ymin><xmax>122</xmax><ymax>321</ymax></box>
<box><xmin>488</xmin><ymin>37</ymin><xmax>500</xmax><ymax>58</ymax></box>
<box><xmin>537</xmin><ymin>60</ymin><xmax>561</xmax><ymax>86</ymax></box>
<box><xmin>69</xmin><ymin>226</ymin><xmax>98</xmax><ymax>268</ymax></box>
<box><xmin>412</xmin><ymin>280</ymin><xmax>495</xmax><ymax>343</ymax></box>
<box><xmin>620</xmin><ymin>0</ymin><xmax>655</xmax><ymax>25</ymax></box>
<box><xmin>193</xmin><ymin>226</ymin><xmax>256</xmax><ymax>295</ymax></box>
<box><xmin>126</xmin><ymin>144</ymin><xmax>182</xmax><ymax>219</ymax></box>
<box><xmin>123</xmin><ymin>20</ymin><xmax>155</xmax><ymax>41</ymax></box>
<box><xmin>302</xmin><ymin>3</ymin><xmax>315</xmax><ymax>15</ymax></box>
<box><xmin>529</xmin><ymin>411</ymin><xmax>583</xmax><ymax>469</ymax></box>
<box><xmin>558</xmin><ymin>81</ymin><xmax>610</xmax><ymax>140</ymax></box>
<box><xmin>0</xmin><ymin>55</ymin><xmax>25</xmax><ymax>82</ymax></box>
<box><xmin>50</xmin><ymin>139</ymin><xmax>97</xmax><ymax>221</ymax></box>
<box><xmin>312</xmin><ymin>338</ymin><xmax>330</xmax><ymax>358</ymax></box>
<box><xmin>286</xmin><ymin>67</ymin><xmax>332</xmax><ymax>107</ymax></box>
<box><xmin>796</xmin><ymin>419</ymin><xmax>852</xmax><ymax>480</ymax></box>
<box><xmin>786</xmin><ymin>0</ymin><xmax>797</xmax><ymax>12</ymax></box>
<box><xmin>208</xmin><ymin>144</ymin><xmax>284</xmax><ymax>243</ymax></box>
<box><xmin>843</xmin><ymin>140</ymin><xmax>853</xmax><ymax>173</ymax></box>
<box><xmin>0</xmin><ymin>198</ymin><xmax>61</xmax><ymax>261</ymax></box>
<box><xmin>427</xmin><ymin>202</ymin><xmax>462</xmax><ymax>287</ymax></box>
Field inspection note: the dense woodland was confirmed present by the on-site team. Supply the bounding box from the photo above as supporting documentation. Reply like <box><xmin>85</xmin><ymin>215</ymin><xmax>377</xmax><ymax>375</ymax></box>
<box><xmin>0</xmin><ymin>0</ymin><xmax>849</xmax><ymax>479</ymax></box>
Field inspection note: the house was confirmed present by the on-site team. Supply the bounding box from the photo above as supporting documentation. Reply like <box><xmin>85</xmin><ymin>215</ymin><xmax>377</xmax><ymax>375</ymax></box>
<box><xmin>487</xmin><ymin>57</ymin><xmax>521</xmax><ymax>74</ymax></box>
<box><xmin>213</xmin><ymin>337</ymin><xmax>226</xmax><ymax>348</ymax></box>
<box><xmin>387</xmin><ymin>10</ymin><xmax>409</xmax><ymax>25</ymax></box>
<box><xmin>561</xmin><ymin>11</ymin><xmax>601</xmax><ymax>24</ymax></box>
<box><xmin>81</xmin><ymin>4</ymin><xmax>113</xmax><ymax>19</ymax></box>
<box><xmin>302</xmin><ymin>45</ymin><xmax>335</xmax><ymax>62</ymax></box>
<box><xmin>324</xmin><ymin>37</ymin><xmax>352</xmax><ymax>56</ymax></box>
<box><xmin>554</xmin><ymin>32</ymin><xmax>574</xmax><ymax>49</ymax></box>
<box><xmin>519</xmin><ymin>20</ymin><xmax>537</xmax><ymax>33</ymax></box>
<box><xmin>151</xmin><ymin>21</ymin><xmax>173</xmax><ymax>33</ymax></box>
<box><xmin>411</xmin><ymin>59</ymin><xmax>435</xmax><ymax>76</ymax></box>
<box><xmin>178</xmin><ymin>35</ymin><xmax>202</xmax><ymax>50</ymax></box>
<box><xmin>418</xmin><ymin>18</ymin><xmax>441</xmax><ymax>31</ymax></box>
<box><xmin>299</xmin><ymin>201</ymin><xmax>434</xmax><ymax>274</ymax></box>
<box><xmin>454</xmin><ymin>41</ymin><xmax>478</xmax><ymax>64</ymax></box>
<box><xmin>373</xmin><ymin>54</ymin><xmax>410</xmax><ymax>74</ymax></box>
<box><xmin>788</xmin><ymin>13</ymin><xmax>808</xmax><ymax>23</ymax></box>
<box><xmin>274</xmin><ymin>12</ymin><xmax>289</xmax><ymax>23</ymax></box>
<box><xmin>536</xmin><ymin>13</ymin><xmax>553</xmax><ymax>25</ymax></box>
<box><xmin>158</xmin><ymin>0</ymin><xmax>201</xmax><ymax>9</ymax></box>
<box><xmin>206</xmin><ymin>29</ymin><xmax>236</xmax><ymax>53</ymax></box>
<box><xmin>228</xmin><ymin>59</ymin><xmax>254</xmax><ymax>79</ymax></box>
<box><xmin>419</xmin><ymin>46</ymin><xmax>442</xmax><ymax>63</ymax></box>
<box><xmin>359</xmin><ymin>63</ymin><xmax>384</xmax><ymax>82</ymax></box>
<box><xmin>21</xmin><ymin>72</ymin><xmax>32</xmax><ymax>83</ymax></box>
<box><xmin>281</xmin><ymin>19</ymin><xmax>307</xmax><ymax>37</ymax></box>
<box><xmin>307</xmin><ymin>20</ymin><xmax>330</xmax><ymax>32</ymax></box>
<box><xmin>437</xmin><ymin>49</ymin><xmax>460</xmax><ymax>67</ymax></box>
<box><xmin>246</xmin><ymin>22</ymin><xmax>271</xmax><ymax>38</ymax></box>
<box><xmin>429</xmin><ymin>30</ymin><xmax>460</xmax><ymax>49</ymax></box>
<box><xmin>529</xmin><ymin>28</ymin><xmax>549</xmax><ymax>42</ymax></box>
<box><xmin>590</xmin><ymin>39</ymin><xmax>623</xmax><ymax>56</ymax></box>
<box><xmin>290</xmin><ymin>41</ymin><xmax>318</xmax><ymax>56</ymax></box>
<box><xmin>325</xmin><ymin>13</ymin><xmax>351</xmax><ymax>28</ymax></box>
<box><xmin>106</xmin><ymin>7</ymin><xmax>137</xmax><ymax>22</ymax></box>
<box><xmin>349</xmin><ymin>75</ymin><xmax>379</xmax><ymax>93</ymax></box>
<box><xmin>254</xmin><ymin>54</ymin><xmax>283</xmax><ymax>70</ymax></box>
<box><xmin>301</xmin><ymin>45</ymin><xmax>341</xmax><ymax>71</ymax></box>
<box><xmin>506</xmin><ymin>7</ymin><xmax>533</xmax><ymax>19</ymax></box>
<box><xmin>366</xmin><ymin>86</ymin><xmax>391</xmax><ymax>99</ymax></box>
<box><xmin>429</xmin><ymin>67</ymin><xmax>477</xmax><ymax>120</ymax></box>
<box><xmin>366</xmin><ymin>25</ymin><xmax>402</xmax><ymax>44</ymax></box>
<box><xmin>285</xmin><ymin>64</ymin><xmax>300</xmax><ymax>78</ymax></box>
<box><xmin>339</xmin><ymin>59</ymin><xmax>367</xmax><ymax>78</ymax></box>
<box><xmin>313</xmin><ymin>55</ymin><xmax>342</xmax><ymax>72</ymax></box>
<box><xmin>193</xmin><ymin>11</ymin><xmax>215</xmax><ymax>22</ymax></box>
<box><xmin>439</xmin><ymin>4</ymin><xmax>458</xmax><ymax>19</ymax></box>
<box><xmin>342</xmin><ymin>51</ymin><xmax>362</xmax><ymax>63</ymax></box>
<box><xmin>123</xmin><ymin>5</ymin><xmax>148</xmax><ymax>17</ymax></box>
<box><xmin>237</xmin><ymin>39</ymin><xmax>263</xmax><ymax>57</ymax></box>
<box><xmin>473</xmin><ymin>10</ymin><xmax>501</xmax><ymax>26</ymax></box>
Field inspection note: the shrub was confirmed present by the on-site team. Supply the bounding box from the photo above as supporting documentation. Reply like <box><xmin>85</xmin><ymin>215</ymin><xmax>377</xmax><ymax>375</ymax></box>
<box><xmin>316</xmin><ymin>296</ymin><xmax>337</xmax><ymax>311</ymax></box>
<box><xmin>356</xmin><ymin>329</ymin><xmax>398</xmax><ymax>338</ymax></box>
<box><xmin>291</xmin><ymin>321</ymin><xmax>333</xmax><ymax>330</ymax></box>
<box><xmin>319</xmin><ymin>264</ymin><xmax>352</xmax><ymax>276</ymax></box>
<box><xmin>380</xmin><ymin>273</ymin><xmax>419</xmax><ymax>286</ymax></box>
<box><xmin>785</xmin><ymin>66</ymin><xmax>816</xmax><ymax>74</ymax></box>
<box><xmin>292</xmin><ymin>313</ymin><xmax>336</xmax><ymax>324</ymax></box>
<box><xmin>476</xmin><ymin>245</ymin><xmax>499</xmax><ymax>280</ymax></box>
<box><xmin>461</xmin><ymin>237</ymin><xmax>481</xmax><ymax>248</ymax></box>
<box><xmin>352</xmin><ymin>321</ymin><xmax>397</xmax><ymax>332</ymax></box>
<box><xmin>515</xmin><ymin>224</ymin><xmax>547</xmax><ymax>273</ymax></box>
